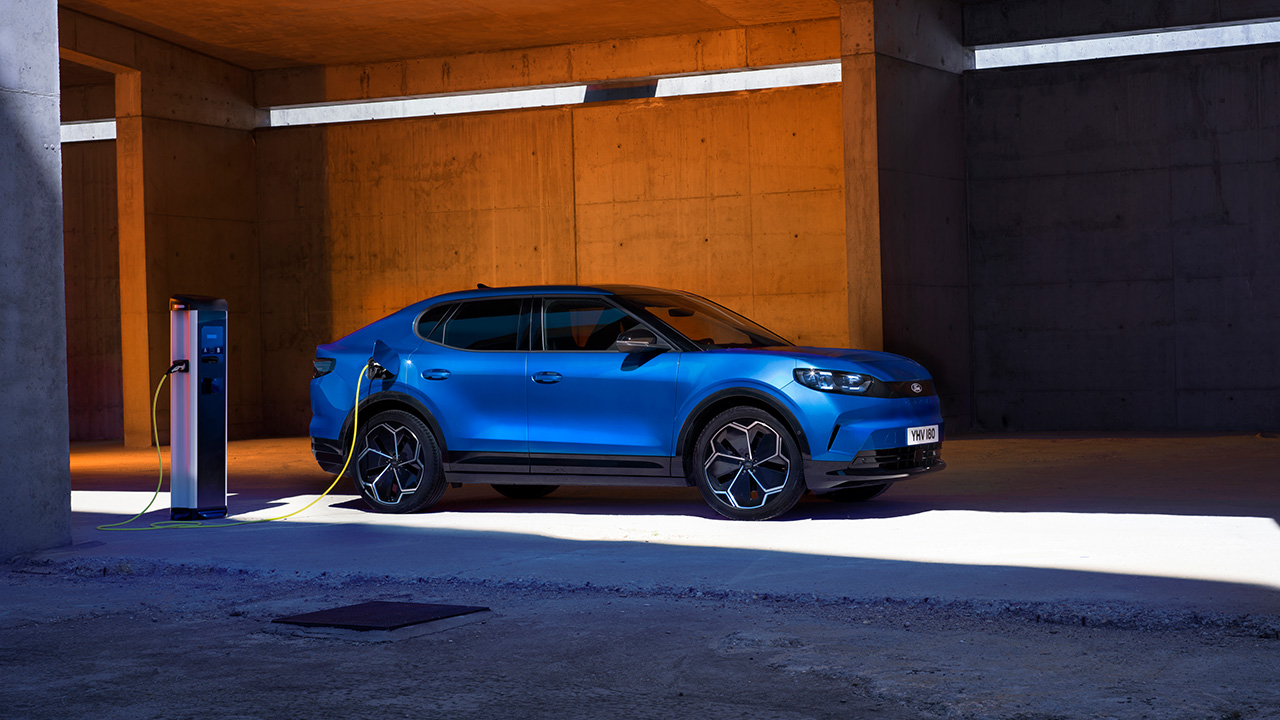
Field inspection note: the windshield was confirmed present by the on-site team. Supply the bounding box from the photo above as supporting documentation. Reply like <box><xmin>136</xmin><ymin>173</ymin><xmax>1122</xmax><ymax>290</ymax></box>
<box><xmin>620</xmin><ymin>292</ymin><xmax>791</xmax><ymax>349</ymax></box>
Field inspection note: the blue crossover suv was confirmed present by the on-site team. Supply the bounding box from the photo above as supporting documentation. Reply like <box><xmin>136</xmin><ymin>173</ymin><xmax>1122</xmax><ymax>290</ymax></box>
<box><xmin>310</xmin><ymin>285</ymin><xmax>944</xmax><ymax>520</ymax></box>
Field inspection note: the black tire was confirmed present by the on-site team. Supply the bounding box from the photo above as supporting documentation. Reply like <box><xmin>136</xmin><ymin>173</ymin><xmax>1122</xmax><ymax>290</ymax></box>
<box><xmin>690</xmin><ymin>406</ymin><xmax>806</xmax><ymax>520</ymax></box>
<box><xmin>352</xmin><ymin>409</ymin><xmax>446</xmax><ymax>513</ymax></box>
<box><xmin>491</xmin><ymin>484</ymin><xmax>559</xmax><ymax>500</ymax></box>
<box><xmin>821</xmin><ymin>483</ymin><xmax>891</xmax><ymax>503</ymax></box>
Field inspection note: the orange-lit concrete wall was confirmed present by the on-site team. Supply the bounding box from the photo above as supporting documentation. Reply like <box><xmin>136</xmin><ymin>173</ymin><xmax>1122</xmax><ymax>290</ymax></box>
<box><xmin>573</xmin><ymin>85</ymin><xmax>846</xmax><ymax>344</ymax></box>
<box><xmin>61</xmin><ymin>9</ymin><xmax>263</xmax><ymax>444</ymax></box>
<box><xmin>62</xmin><ymin>140</ymin><xmax>123</xmax><ymax>441</ymax></box>
<box><xmin>257</xmin><ymin>108</ymin><xmax>577</xmax><ymax>432</ymax></box>
<box><xmin>255</xmin><ymin>19</ymin><xmax>840</xmax><ymax>107</ymax></box>
<box><xmin>141</xmin><ymin>118</ymin><xmax>262</xmax><ymax>438</ymax></box>
<box><xmin>256</xmin><ymin>84</ymin><xmax>844</xmax><ymax>433</ymax></box>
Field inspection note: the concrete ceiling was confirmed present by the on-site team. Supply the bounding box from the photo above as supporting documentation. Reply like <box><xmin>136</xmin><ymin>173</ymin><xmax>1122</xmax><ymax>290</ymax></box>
<box><xmin>60</xmin><ymin>0</ymin><xmax>840</xmax><ymax>71</ymax></box>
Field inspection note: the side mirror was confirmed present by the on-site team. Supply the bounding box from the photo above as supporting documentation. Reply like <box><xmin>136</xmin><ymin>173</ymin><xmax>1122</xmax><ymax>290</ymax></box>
<box><xmin>616</xmin><ymin>329</ymin><xmax>662</xmax><ymax>353</ymax></box>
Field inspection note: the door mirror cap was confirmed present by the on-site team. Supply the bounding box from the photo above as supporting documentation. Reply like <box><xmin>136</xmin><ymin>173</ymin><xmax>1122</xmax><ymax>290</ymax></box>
<box><xmin>616</xmin><ymin>329</ymin><xmax>662</xmax><ymax>353</ymax></box>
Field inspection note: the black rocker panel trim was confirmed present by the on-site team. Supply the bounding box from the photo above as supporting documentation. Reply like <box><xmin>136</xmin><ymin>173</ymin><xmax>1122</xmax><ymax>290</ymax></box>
<box><xmin>446</xmin><ymin>452</ymin><xmax>671</xmax><ymax>476</ymax></box>
<box><xmin>448</xmin><ymin>471</ymin><xmax>688</xmax><ymax>487</ymax></box>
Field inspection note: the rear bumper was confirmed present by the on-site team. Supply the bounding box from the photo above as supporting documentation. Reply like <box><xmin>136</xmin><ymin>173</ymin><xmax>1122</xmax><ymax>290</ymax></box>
<box><xmin>312</xmin><ymin>436</ymin><xmax>346</xmax><ymax>474</ymax></box>
<box><xmin>805</xmin><ymin>442</ymin><xmax>944</xmax><ymax>493</ymax></box>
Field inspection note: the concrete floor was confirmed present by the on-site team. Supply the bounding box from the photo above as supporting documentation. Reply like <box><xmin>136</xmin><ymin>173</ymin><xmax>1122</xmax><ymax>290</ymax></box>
<box><xmin>56</xmin><ymin>433</ymin><xmax>1280</xmax><ymax>615</ymax></box>
<box><xmin>5</xmin><ymin>433</ymin><xmax>1278</xmax><ymax>720</ymax></box>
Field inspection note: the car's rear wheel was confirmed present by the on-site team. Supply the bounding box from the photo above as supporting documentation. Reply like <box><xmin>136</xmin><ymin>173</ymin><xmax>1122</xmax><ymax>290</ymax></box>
<box><xmin>691</xmin><ymin>406</ymin><xmax>806</xmax><ymax>520</ymax></box>
<box><xmin>491</xmin><ymin>484</ymin><xmax>559</xmax><ymax>500</ymax></box>
<box><xmin>353</xmin><ymin>409</ymin><xmax>446</xmax><ymax>513</ymax></box>
<box><xmin>821</xmin><ymin>483</ymin><xmax>891</xmax><ymax>502</ymax></box>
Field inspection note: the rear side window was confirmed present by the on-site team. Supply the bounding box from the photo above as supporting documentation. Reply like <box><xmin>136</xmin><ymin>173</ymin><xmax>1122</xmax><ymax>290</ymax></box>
<box><xmin>441</xmin><ymin>298</ymin><xmax>522</xmax><ymax>351</ymax></box>
<box><xmin>416</xmin><ymin>303</ymin><xmax>454</xmax><ymax>341</ymax></box>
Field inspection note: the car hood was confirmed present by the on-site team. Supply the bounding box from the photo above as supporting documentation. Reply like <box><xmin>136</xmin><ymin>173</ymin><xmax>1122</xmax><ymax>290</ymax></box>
<box><xmin>736</xmin><ymin>346</ymin><xmax>932</xmax><ymax>381</ymax></box>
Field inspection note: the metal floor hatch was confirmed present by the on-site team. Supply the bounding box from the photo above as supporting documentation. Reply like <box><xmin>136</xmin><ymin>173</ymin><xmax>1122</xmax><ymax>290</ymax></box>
<box><xmin>273</xmin><ymin>601</ymin><xmax>489</xmax><ymax>631</ymax></box>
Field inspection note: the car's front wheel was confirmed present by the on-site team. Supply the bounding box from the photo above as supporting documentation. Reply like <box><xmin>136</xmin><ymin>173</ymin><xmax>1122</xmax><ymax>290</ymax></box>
<box><xmin>353</xmin><ymin>409</ymin><xmax>446</xmax><ymax>513</ymax></box>
<box><xmin>691</xmin><ymin>406</ymin><xmax>806</xmax><ymax>520</ymax></box>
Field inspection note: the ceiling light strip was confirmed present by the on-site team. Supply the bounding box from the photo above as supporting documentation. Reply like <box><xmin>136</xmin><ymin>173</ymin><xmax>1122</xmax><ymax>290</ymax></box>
<box><xmin>975</xmin><ymin>20</ymin><xmax>1280</xmax><ymax>69</ymax></box>
<box><xmin>60</xmin><ymin>119</ymin><xmax>117</xmax><ymax>143</ymax></box>
<box><xmin>263</xmin><ymin>62</ymin><xmax>842</xmax><ymax>128</ymax></box>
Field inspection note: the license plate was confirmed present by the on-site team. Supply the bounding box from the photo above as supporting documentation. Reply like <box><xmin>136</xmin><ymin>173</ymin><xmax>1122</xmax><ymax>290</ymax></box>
<box><xmin>906</xmin><ymin>425</ymin><xmax>938</xmax><ymax>446</ymax></box>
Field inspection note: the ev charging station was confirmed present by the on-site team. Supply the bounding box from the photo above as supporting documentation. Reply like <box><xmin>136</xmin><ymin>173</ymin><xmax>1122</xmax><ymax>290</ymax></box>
<box><xmin>169</xmin><ymin>295</ymin><xmax>229</xmax><ymax>520</ymax></box>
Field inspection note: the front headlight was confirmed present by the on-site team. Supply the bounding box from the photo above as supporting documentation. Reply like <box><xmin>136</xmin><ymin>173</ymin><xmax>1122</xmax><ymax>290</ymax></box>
<box><xmin>794</xmin><ymin>368</ymin><xmax>873</xmax><ymax>395</ymax></box>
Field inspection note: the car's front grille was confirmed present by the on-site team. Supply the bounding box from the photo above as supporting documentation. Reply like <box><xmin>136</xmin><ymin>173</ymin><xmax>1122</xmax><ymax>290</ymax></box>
<box><xmin>866</xmin><ymin>378</ymin><xmax>935</xmax><ymax>398</ymax></box>
<box><xmin>851</xmin><ymin>442</ymin><xmax>942</xmax><ymax>472</ymax></box>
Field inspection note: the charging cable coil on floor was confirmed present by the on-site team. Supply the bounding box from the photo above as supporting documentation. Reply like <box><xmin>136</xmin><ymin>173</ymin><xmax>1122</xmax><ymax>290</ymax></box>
<box><xmin>97</xmin><ymin>363</ymin><xmax>369</xmax><ymax>531</ymax></box>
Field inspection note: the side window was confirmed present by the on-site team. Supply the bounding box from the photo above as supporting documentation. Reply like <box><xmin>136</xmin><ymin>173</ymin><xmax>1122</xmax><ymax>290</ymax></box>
<box><xmin>416</xmin><ymin>303</ymin><xmax>454</xmax><ymax>341</ymax></box>
<box><xmin>543</xmin><ymin>298</ymin><xmax>640</xmax><ymax>351</ymax></box>
<box><xmin>440</xmin><ymin>298</ymin><xmax>522</xmax><ymax>351</ymax></box>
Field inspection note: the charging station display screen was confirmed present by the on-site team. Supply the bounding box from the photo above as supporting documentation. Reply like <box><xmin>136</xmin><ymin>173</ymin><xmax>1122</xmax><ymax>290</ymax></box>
<box><xmin>202</xmin><ymin>326</ymin><xmax>224</xmax><ymax>354</ymax></box>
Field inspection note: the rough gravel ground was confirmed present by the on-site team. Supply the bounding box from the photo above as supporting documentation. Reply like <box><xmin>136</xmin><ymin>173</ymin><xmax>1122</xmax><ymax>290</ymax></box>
<box><xmin>3</xmin><ymin>559</ymin><xmax>1277</xmax><ymax>720</ymax></box>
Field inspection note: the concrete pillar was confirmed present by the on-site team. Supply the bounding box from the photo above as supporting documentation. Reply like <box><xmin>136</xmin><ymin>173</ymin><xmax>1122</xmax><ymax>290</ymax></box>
<box><xmin>0</xmin><ymin>0</ymin><xmax>72</xmax><ymax>555</ymax></box>
<box><xmin>840</xmin><ymin>0</ymin><xmax>973</xmax><ymax>429</ymax></box>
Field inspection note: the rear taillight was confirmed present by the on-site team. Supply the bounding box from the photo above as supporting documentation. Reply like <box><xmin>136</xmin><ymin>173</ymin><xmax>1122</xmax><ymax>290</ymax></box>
<box><xmin>313</xmin><ymin>358</ymin><xmax>336</xmax><ymax>378</ymax></box>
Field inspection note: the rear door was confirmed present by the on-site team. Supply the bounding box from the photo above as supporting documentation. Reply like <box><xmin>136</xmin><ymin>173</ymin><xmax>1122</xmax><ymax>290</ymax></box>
<box><xmin>408</xmin><ymin>297</ymin><xmax>529</xmax><ymax>472</ymax></box>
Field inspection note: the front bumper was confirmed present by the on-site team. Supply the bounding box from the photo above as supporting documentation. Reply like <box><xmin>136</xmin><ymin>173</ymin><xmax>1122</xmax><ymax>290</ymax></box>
<box><xmin>805</xmin><ymin>442</ymin><xmax>944</xmax><ymax>493</ymax></box>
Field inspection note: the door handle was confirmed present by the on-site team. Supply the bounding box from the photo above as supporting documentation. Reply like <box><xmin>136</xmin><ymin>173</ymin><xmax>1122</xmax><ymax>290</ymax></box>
<box><xmin>421</xmin><ymin>369</ymin><xmax>451</xmax><ymax>381</ymax></box>
<box><xmin>532</xmin><ymin>371</ymin><xmax>563</xmax><ymax>384</ymax></box>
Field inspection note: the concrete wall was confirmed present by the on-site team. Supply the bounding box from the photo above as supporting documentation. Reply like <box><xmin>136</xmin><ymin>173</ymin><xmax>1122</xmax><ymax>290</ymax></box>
<box><xmin>140</xmin><ymin>117</ymin><xmax>261</xmax><ymax>439</ymax></box>
<box><xmin>61</xmin><ymin>9</ymin><xmax>262</xmax><ymax>444</ymax></box>
<box><xmin>257</xmin><ymin>107</ymin><xmax>577</xmax><ymax>432</ymax></box>
<box><xmin>62</xmin><ymin>139</ymin><xmax>122</xmax><ymax>441</ymax></box>
<box><xmin>255</xmin><ymin>18</ymin><xmax>840</xmax><ymax>106</ymax></box>
<box><xmin>573</xmin><ymin>86</ymin><xmax>848</xmax><ymax>346</ymax></box>
<box><xmin>966</xmin><ymin>44</ymin><xmax>1280</xmax><ymax>431</ymax></box>
<box><xmin>1</xmin><ymin>0</ymin><xmax>71</xmax><ymax>556</ymax></box>
<box><xmin>60</xmin><ymin>81</ymin><xmax>113</xmax><ymax>122</ymax></box>
<box><xmin>842</xmin><ymin>0</ymin><xmax>972</xmax><ymax>429</ymax></box>
<box><xmin>963</xmin><ymin>0</ymin><xmax>1280</xmax><ymax>46</ymax></box>
<box><xmin>257</xmin><ymin>84</ymin><xmax>846</xmax><ymax>434</ymax></box>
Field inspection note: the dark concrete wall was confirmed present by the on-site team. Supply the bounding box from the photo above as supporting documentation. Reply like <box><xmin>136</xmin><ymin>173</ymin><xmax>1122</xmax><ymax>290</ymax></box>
<box><xmin>966</xmin><ymin>45</ymin><xmax>1280</xmax><ymax>431</ymax></box>
<box><xmin>63</xmin><ymin>139</ymin><xmax>122</xmax><ymax>441</ymax></box>
<box><xmin>963</xmin><ymin>0</ymin><xmax>1280</xmax><ymax>46</ymax></box>
<box><xmin>1</xmin><ymin>0</ymin><xmax>71</xmax><ymax>556</ymax></box>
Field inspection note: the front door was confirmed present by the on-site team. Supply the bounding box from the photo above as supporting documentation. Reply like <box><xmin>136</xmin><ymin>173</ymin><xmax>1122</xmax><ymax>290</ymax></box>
<box><xmin>526</xmin><ymin>297</ymin><xmax>679</xmax><ymax>473</ymax></box>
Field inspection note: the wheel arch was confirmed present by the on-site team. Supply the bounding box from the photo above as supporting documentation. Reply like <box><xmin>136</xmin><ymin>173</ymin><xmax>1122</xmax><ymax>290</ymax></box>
<box><xmin>675</xmin><ymin>388</ymin><xmax>810</xmax><ymax>482</ymax></box>
<box><xmin>339</xmin><ymin>389</ymin><xmax>449</xmax><ymax>457</ymax></box>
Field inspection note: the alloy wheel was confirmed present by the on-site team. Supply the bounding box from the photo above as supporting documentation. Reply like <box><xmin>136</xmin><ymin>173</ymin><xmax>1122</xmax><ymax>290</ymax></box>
<box><xmin>357</xmin><ymin>421</ymin><xmax>425</xmax><ymax>505</ymax></box>
<box><xmin>702</xmin><ymin>420</ymin><xmax>791</xmax><ymax>510</ymax></box>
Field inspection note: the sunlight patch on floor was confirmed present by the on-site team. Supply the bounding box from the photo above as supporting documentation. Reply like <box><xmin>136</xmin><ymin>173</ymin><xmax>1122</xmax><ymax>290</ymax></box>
<box><xmin>74</xmin><ymin>489</ymin><xmax>1280</xmax><ymax>591</ymax></box>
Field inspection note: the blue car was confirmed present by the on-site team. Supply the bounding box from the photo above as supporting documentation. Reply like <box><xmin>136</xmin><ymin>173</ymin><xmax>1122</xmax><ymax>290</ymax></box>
<box><xmin>310</xmin><ymin>285</ymin><xmax>944</xmax><ymax>520</ymax></box>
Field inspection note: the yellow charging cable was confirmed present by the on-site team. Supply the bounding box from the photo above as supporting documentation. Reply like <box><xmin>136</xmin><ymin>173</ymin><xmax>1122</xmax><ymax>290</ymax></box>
<box><xmin>97</xmin><ymin>365</ymin><xmax>368</xmax><ymax>531</ymax></box>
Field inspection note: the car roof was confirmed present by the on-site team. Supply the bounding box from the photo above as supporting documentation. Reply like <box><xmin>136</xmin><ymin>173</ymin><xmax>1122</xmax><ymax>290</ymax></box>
<box><xmin>420</xmin><ymin>284</ymin><xmax>686</xmax><ymax>304</ymax></box>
